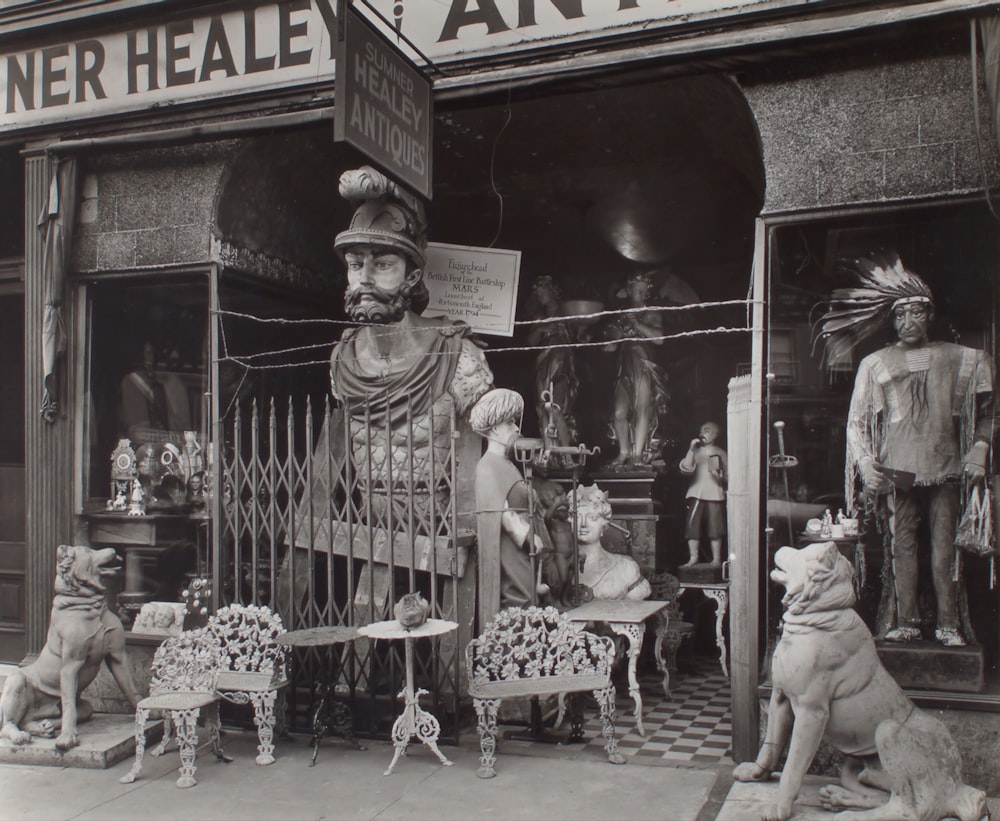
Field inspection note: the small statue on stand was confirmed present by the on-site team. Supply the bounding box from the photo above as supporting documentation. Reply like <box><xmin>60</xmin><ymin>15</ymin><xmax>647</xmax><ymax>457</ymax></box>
<box><xmin>128</xmin><ymin>479</ymin><xmax>145</xmax><ymax>516</ymax></box>
<box><xmin>569</xmin><ymin>484</ymin><xmax>650</xmax><ymax>601</ymax></box>
<box><xmin>180</xmin><ymin>430</ymin><xmax>204</xmax><ymax>484</ymax></box>
<box><xmin>679</xmin><ymin>421</ymin><xmax>728</xmax><ymax>569</ymax></box>
<box><xmin>186</xmin><ymin>470</ymin><xmax>207</xmax><ymax>512</ymax></box>
<box><xmin>603</xmin><ymin>272</ymin><xmax>668</xmax><ymax>469</ymax></box>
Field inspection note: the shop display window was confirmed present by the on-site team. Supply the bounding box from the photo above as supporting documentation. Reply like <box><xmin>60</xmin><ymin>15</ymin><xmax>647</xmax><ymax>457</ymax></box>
<box><xmin>766</xmin><ymin>200</ymin><xmax>1000</xmax><ymax>702</ymax></box>
<box><xmin>84</xmin><ymin>277</ymin><xmax>209</xmax><ymax>507</ymax></box>
<box><xmin>82</xmin><ymin>276</ymin><xmax>210</xmax><ymax>623</ymax></box>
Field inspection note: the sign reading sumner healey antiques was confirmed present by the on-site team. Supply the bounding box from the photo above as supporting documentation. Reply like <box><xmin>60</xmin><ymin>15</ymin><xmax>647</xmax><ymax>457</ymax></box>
<box><xmin>334</xmin><ymin>5</ymin><xmax>432</xmax><ymax>199</ymax></box>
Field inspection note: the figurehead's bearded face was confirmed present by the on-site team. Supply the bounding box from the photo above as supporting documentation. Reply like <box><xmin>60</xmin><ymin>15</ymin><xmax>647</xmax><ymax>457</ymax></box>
<box><xmin>343</xmin><ymin>246</ymin><xmax>420</xmax><ymax>324</ymax></box>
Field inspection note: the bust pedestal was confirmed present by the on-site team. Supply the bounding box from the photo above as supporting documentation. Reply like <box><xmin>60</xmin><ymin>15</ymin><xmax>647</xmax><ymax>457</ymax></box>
<box><xmin>568</xmin><ymin>467</ymin><xmax>667</xmax><ymax>572</ymax></box>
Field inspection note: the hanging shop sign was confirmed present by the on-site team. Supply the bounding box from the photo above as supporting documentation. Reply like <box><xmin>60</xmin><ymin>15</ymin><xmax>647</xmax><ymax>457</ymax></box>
<box><xmin>334</xmin><ymin>4</ymin><xmax>432</xmax><ymax>199</ymax></box>
<box><xmin>422</xmin><ymin>242</ymin><xmax>521</xmax><ymax>337</ymax></box>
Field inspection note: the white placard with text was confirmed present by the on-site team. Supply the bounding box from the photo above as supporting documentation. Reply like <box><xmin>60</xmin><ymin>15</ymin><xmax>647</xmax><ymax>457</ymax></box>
<box><xmin>422</xmin><ymin>242</ymin><xmax>521</xmax><ymax>337</ymax></box>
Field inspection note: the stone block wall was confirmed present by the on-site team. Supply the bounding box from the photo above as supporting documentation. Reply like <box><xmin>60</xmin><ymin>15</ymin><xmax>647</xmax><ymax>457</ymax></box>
<box><xmin>740</xmin><ymin>43</ymin><xmax>1000</xmax><ymax>212</ymax></box>
<box><xmin>72</xmin><ymin>140</ymin><xmax>239</xmax><ymax>273</ymax></box>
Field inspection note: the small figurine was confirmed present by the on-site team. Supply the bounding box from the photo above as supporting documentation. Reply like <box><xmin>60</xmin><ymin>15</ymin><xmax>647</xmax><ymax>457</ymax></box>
<box><xmin>679</xmin><ymin>421</ymin><xmax>728</xmax><ymax>568</ymax></box>
<box><xmin>186</xmin><ymin>470</ymin><xmax>206</xmax><ymax>511</ymax></box>
<box><xmin>128</xmin><ymin>480</ymin><xmax>145</xmax><ymax>517</ymax></box>
<box><xmin>820</xmin><ymin>508</ymin><xmax>833</xmax><ymax>538</ymax></box>
<box><xmin>180</xmin><ymin>430</ymin><xmax>204</xmax><ymax>484</ymax></box>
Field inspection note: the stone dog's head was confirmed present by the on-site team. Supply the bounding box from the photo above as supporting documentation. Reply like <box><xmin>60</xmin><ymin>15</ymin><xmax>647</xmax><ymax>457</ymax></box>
<box><xmin>54</xmin><ymin>545</ymin><xmax>122</xmax><ymax>597</ymax></box>
<box><xmin>770</xmin><ymin>541</ymin><xmax>856</xmax><ymax>617</ymax></box>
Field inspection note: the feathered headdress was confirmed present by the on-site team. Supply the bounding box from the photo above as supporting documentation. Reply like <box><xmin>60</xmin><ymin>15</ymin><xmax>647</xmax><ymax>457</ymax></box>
<box><xmin>813</xmin><ymin>251</ymin><xmax>933</xmax><ymax>369</ymax></box>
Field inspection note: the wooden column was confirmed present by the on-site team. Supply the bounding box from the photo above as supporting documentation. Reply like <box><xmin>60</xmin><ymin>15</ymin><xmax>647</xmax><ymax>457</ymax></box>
<box><xmin>23</xmin><ymin>150</ymin><xmax>74</xmax><ymax>656</ymax></box>
<box><xmin>727</xmin><ymin>217</ymin><xmax>766</xmax><ymax>763</ymax></box>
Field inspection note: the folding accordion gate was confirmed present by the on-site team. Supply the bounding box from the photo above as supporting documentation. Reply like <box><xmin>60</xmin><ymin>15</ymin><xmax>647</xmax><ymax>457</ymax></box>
<box><xmin>217</xmin><ymin>394</ymin><xmax>473</xmax><ymax>742</ymax></box>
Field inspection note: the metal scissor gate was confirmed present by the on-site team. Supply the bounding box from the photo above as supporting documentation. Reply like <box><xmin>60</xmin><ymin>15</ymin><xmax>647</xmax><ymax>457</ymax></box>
<box><xmin>218</xmin><ymin>394</ymin><xmax>472</xmax><ymax>742</ymax></box>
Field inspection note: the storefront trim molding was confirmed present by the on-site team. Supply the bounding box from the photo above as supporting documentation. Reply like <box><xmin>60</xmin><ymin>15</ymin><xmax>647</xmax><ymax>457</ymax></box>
<box><xmin>22</xmin><ymin>149</ymin><xmax>75</xmax><ymax>657</ymax></box>
<box><xmin>425</xmin><ymin>0</ymin><xmax>996</xmax><ymax>96</ymax></box>
<box><xmin>758</xmin><ymin>191</ymin><xmax>994</xmax><ymax>225</ymax></box>
<box><xmin>0</xmin><ymin>0</ymin><xmax>993</xmax><ymax>136</ymax></box>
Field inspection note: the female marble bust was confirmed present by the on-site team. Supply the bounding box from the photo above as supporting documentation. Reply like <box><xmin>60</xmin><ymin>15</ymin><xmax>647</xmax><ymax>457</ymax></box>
<box><xmin>569</xmin><ymin>484</ymin><xmax>650</xmax><ymax>601</ymax></box>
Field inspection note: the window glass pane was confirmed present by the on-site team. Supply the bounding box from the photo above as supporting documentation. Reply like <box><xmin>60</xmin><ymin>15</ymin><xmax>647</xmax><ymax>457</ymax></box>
<box><xmin>767</xmin><ymin>202</ymin><xmax>1000</xmax><ymax>701</ymax></box>
<box><xmin>86</xmin><ymin>277</ymin><xmax>208</xmax><ymax>506</ymax></box>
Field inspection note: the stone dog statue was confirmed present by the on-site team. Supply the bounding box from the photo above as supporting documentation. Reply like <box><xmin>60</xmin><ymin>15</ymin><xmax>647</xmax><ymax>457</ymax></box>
<box><xmin>0</xmin><ymin>545</ymin><xmax>140</xmax><ymax>751</ymax></box>
<box><xmin>734</xmin><ymin>541</ymin><xmax>987</xmax><ymax>821</ymax></box>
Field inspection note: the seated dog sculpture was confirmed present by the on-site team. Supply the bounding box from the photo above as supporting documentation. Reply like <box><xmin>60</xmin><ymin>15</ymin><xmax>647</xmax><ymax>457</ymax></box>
<box><xmin>734</xmin><ymin>541</ymin><xmax>987</xmax><ymax>821</ymax></box>
<box><xmin>0</xmin><ymin>545</ymin><xmax>140</xmax><ymax>750</ymax></box>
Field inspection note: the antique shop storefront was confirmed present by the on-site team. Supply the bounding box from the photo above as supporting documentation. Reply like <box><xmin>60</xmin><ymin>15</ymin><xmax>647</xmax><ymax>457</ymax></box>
<box><xmin>1</xmin><ymin>0</ymin><xmax>998</xmax><ymax>790</ymax></box>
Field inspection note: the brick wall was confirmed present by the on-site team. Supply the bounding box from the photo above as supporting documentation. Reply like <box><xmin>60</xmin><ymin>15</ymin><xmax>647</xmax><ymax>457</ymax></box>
<box><xmin>72</xmin><ymin>140</ymin><xmax>239</xmax><ymax>272</ymax></box>
<box><xmin>741</xmin><ymin>45</ymin><xmax>1000</xmax><ymax>212</ymax></box>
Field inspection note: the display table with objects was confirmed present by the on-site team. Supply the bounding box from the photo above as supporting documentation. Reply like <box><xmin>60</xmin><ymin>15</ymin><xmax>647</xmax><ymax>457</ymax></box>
<box><xmin>565</xmin><ymin>598</ymin><xmax>669</xmax><ymax>737</ymax></box>
<box><xmin>357</xmin><ymin>618</ymin><xmax>457</xmax><ymax>775</ymax></box>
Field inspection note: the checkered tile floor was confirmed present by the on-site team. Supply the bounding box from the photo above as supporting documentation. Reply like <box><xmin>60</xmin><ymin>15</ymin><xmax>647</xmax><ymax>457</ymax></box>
<box><xmin>581</xmin><ymin>656</ymin><xmax>733</xmax><ymax>763</ymax></box>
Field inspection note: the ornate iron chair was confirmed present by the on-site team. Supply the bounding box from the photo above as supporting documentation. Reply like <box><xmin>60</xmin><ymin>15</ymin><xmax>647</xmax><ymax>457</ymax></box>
<box><xmin>647</xmin><ymin>570</ymin><xmax>695</xmax><ymax>700</ymax></box>
<box><xmin>207</xmin><ymin>604</ymin><xmax>289</xmax><ymax>765</ymax></box>
<box><xmin>119</xmin><ymin>627</ymin><xmax>226</xmax><ymax>789</ymax></box>
<box><xmin>466</xmin><ymin>606</ymin><xmax>626</xmax><ymax>778</ymax></box>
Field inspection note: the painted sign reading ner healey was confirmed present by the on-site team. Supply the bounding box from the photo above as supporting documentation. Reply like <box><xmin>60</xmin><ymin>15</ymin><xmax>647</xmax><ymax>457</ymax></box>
<box><xmin>422</xmin><ymin>242</ymin><xmax>521</xmax><ymax>337</ymax></box>
<box><xmin>0</xmin><ymin>1</ymin><xmax>338</xmax><ymax>129</ymax></box>
<box><xmin>334</xmin><ymin>6</ymin><xmax>432</xmax><ymax>199</ymax></box>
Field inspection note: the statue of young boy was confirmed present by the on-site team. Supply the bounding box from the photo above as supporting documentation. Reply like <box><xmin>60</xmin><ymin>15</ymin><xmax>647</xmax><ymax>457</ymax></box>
<box><xmin>679</xmin><ymin>421</ymin><xmax>728</xmax><ymax>568</ymax></box>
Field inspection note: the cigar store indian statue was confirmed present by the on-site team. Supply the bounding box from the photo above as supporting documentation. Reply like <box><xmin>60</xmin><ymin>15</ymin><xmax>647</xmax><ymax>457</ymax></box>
<box><xmin>816</xmin><ymin>251</ymin><xmax>994</xmax><ymax>648</ymax></box>
<box><xmin>277</xmin><ymin>167</ymin><xmax>493</xmax><ymax>611</ymax></box>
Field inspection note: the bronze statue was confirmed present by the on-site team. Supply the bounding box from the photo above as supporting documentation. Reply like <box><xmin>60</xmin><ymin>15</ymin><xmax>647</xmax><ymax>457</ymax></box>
<box><xmin>604</xmin><ymin>272</ymin><xmax>668</xmax><ymax>468</ymax></box>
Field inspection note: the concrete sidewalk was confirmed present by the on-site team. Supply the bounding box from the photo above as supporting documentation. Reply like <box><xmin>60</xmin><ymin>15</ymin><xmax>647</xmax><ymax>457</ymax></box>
<box><xmin>4</xmin><ymin>728</ymin><xmax>997</xmax><ymax>821</ymax></box>
<box><xmin>0</xmin><ymin>729</ymin><xmax>727</xmax><ymax>821</ymax></box>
